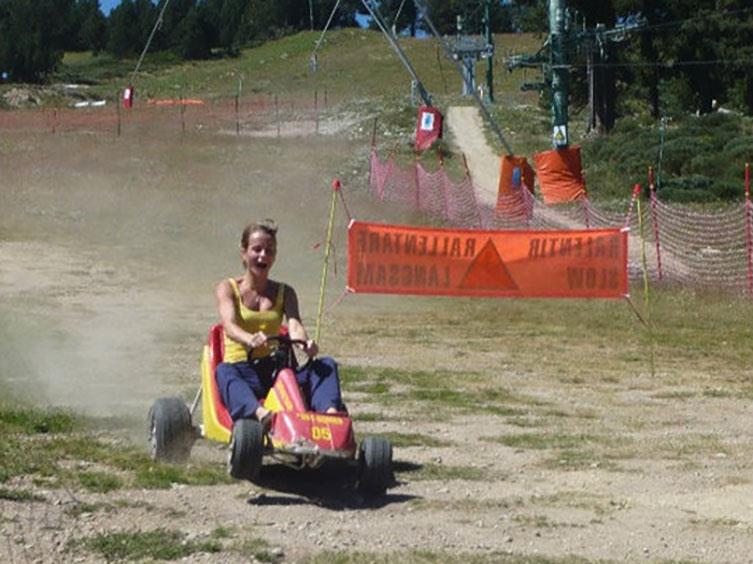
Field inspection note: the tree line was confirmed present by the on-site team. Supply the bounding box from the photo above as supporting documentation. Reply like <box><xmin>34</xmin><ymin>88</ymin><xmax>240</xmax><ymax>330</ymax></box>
<box><xmin>1</xmin><ymin>1</ymin><xmax>751</xmax><ymax>120</ymax></box>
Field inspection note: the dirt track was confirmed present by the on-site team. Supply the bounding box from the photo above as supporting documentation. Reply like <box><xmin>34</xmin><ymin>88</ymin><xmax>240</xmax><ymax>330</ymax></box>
<box><xmin>2</xmin><ymin>113</ymin><xmax>753</xmax><ymax>563</ymax></box>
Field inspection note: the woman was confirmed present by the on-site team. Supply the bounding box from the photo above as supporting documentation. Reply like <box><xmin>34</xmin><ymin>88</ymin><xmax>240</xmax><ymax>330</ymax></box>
<box><xmin>215</xmin><ymin>220</ymin><xmax>345</xmax><ymax>428</ymax></box>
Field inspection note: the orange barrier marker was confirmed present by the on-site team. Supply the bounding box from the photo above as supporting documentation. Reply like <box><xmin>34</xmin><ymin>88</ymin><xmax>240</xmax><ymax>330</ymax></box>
<box><xmin>347</xmin><ymin>221</ymin><xmax>628</xmax><ymax>299</ymax></box>
<box><xmin>534</xmin><ymin>146</ymin><xmax>587</xmax><ymax>204</ymax></box>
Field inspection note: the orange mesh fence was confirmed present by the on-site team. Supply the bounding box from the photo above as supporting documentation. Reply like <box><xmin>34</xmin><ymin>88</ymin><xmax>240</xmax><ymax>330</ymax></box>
<box><xmin>0</xmin><ymin>92</ymin><xmax>337</xmax><ymax>135</ymax></box>
<box><xmin>347</xmin><ymin>221</ymin><xmax>629</xmax><ymax>298</ymax></box>
<box><xmin>534</xmin><ymin>146</ymin><xmax>587</xmax><ymax>204</ymax></box>
<box><xmin>498</xmin><ymin>155</ymin><xmax>535</xmax><ymax>195</ymax></box>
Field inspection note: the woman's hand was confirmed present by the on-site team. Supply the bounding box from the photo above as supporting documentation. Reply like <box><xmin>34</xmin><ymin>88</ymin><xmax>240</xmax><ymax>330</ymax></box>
<box><xmin>301</xmin><ymin>339</ymin><xmax>319</xmax><ymax>358</ymax></box>
<box><xmin>246</xmin><ymin>331</ymin><xmax>268</xmax><ymax>350</ymax></box>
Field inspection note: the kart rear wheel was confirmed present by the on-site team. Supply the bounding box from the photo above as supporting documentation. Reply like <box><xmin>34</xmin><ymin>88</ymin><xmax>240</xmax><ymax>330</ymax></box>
<box><xmin>357</xmin><ymin>436</ymin><xmax>393</xmax><ymax>495</ymax></box>
<box><xmin>228</xmin><ymin>418</ymin><xmax>264</xmax><ymax>481</ymax></box>
<box><xmin>148</xmin><ymin>397</ymin><xmax>194</xmax><ymax>463</ymax></box>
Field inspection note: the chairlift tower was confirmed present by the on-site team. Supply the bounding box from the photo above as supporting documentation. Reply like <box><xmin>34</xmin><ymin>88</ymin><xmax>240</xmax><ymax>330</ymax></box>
<box><xmin>449</xmin><ymin>15</ymin><xmax>494</xmax><ymax>98</ymax></box>
<box><xmin>506</xmin><ymin>0</ymin><xmax>643</xmax><ymax>148</ymax></box>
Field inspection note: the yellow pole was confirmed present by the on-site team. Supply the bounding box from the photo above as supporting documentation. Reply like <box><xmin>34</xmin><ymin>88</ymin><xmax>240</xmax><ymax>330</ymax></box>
<box><xmin>635</xmin><ymin>184</ymin><xmax>656</xmax><ymax>377</ymax></box>
<box><xmin>314</xmin><ymin>179</ymin><xmax>340</xmax><ymax>343</ymax></box>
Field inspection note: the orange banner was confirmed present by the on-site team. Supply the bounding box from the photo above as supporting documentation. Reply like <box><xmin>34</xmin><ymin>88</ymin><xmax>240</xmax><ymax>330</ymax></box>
<box><xmin>347</xmin><ymin>221</ymin><xmax>628</xmax><ymax>298</ymax></box>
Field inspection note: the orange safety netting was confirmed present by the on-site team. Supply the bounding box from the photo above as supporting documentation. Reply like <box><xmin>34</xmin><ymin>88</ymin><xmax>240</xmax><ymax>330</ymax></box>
<box><xmin>498</xmin><ymin>155</ymin><xmax>535</xmax><ymax>195</ymax></box>
<box><xmin>496</xmin><ymin>155</ymin><xmax>536</xmax><ymax>222</ymax></box>
<box><xmin>534</xmin><ymin>146</ymin><xmax>587</xmax><ymax>204</ymax></box>
<box><xmin>347</xmin><ymin>221</ymin><xmax>628</xmax><ymax>298</ymax></box>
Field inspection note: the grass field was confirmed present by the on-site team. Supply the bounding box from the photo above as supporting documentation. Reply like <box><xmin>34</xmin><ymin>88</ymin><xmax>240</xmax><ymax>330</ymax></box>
<box><xmin>2</xmin><ymin>28</ymin><xmax>753</xmax><ymax>563</ymax></box>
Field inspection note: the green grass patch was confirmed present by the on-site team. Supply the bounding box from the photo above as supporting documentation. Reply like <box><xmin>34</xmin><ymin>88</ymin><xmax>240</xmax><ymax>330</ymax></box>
<box><xmin>397</xmin><ymin>462</ymin><xmax>489</xmax><ymax>482</ymax></box>
<box><xmin>662</xmin><ymin>433</ymin><xmax>730</xmax><ymax>460</ymax></box>
<box><xmin>377</xmin><ymin>432</ymin><xmax>452</xmax><ymax>448</ymax></box>
<box><xmin>0</xmin><ymin>487</ymin><xmax>45</xmax><ymax>502</ymax></box>
<box><xmin>77</xmin><ymin>470</ymin><xmax>124</xmax><ymax>493</ymax></box>
<box><xmin>0</xmin><ymin>405</ymin><xmax>77</xmax><ymax>434</ymax></box>
<box><xmin>235</xmin><ymin>536</ymin><xmax>280</xmax><ymax>562</ymax></box>
<box><xmin>485</xmin><ymin>432</ymin><xmax>607</xmax><ymax>450</ymax></box>
<box><xmin>71</xmin><ymin>529</ymin><xmax>222</xmax><ymax>561</ymax></box>
<box><xmin>342</xmin><ymin>364</ymin><xmax>536</xmax><ymax>417</ymax></box>
<box><xmin>0</xmin><ymin>403</ymin><xmax>231</xmax><ymax>489</ymax></box>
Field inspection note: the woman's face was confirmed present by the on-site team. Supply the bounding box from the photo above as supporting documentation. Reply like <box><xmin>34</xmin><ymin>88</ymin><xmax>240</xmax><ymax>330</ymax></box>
<box><xmin>242</xmin><ymin>230</ymin><xmax>277</xmax><ymax>275</ymax></box>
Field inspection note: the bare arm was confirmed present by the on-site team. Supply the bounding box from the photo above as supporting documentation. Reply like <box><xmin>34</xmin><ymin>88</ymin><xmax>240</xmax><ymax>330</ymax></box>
<box><xmin>215</xmin><ymin>279</ymin><xmax>267</xmax><ymax>349</ymax></box>
<box><xmin>283</xmin><ymin>285</ymin><xmax>318</xmax><ymax>358</ymax></box>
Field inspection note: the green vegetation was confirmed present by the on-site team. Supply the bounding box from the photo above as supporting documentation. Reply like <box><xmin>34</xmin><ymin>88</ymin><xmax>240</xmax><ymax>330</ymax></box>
<box><xmin>375</xmin><ymin>431</ymin><xmax>453</xmax><ymax>448</ymax></box>
<box><xmin>0</xmin><ymin>401</ymin><xmax>232</xmax><ymax>492</ymax></box>
<box><xmin>398</xmin><ymin>462</ymin><xmax>489</xmax><ymax>482</ymax></box>
<box><xmin>0</xmin><ymin>487</ymin><xmax>45</xmax><ymax>502</ymax></box>
<box><xmin>581</xmin><ymin>113</ymin><xmax>753</xmax><ymax>201</ymax></box>
<box><xmin>6</xmin><ymin>23</ymin><xmax>749</xmax><ymax>202</ymax></box>
<box><xmin>70</xmin><ymin>529</ymin><xmax>222</xmax><ymax>561</ymax></box>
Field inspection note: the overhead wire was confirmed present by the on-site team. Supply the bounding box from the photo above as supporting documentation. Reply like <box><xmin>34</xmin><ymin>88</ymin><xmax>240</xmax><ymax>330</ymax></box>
<box><xmin>130</xmin><ymin>0</ymin><xmax>172</xmax><ymax>85</ymax></box>
<box><xmin>309</xmin><ymin>0</ymin><xmax>342</xmax><ymax>70</ymax></box>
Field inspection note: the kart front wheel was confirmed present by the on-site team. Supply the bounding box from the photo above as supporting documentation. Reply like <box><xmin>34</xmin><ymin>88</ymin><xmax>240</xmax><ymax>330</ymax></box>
<box><xmin>228</xmin><ymin>418</ymin><xmax>264</xmax><ymax>481</ymax></box>
<box><xmin>148</xmin><ymin>397</ymin><xmax>194</xmax><ymax>463</ymax></box>
<box><xmin>357</xmin><ymin>436</ymin><xmax>393</xmax><ymax>495</ymax></box>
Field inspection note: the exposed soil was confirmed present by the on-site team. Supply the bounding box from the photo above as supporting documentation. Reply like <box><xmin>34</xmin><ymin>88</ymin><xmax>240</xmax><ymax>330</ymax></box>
<box><xmin>2</xmin><ymin>110</ymin><xmax>753</xmax><ymax>564</ymax></box>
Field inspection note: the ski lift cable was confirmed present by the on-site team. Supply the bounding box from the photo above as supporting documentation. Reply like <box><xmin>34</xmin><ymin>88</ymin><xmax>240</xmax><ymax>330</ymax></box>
<box><xmin>413</xmin><ymin>0</ymin><xmax>513</xmax><ymax>155</ymax></box>
<box><xmin>310</xmin><ymin>0</ymin><xmax>342</xmax><ymax>63</ymax></box>
<box><xmin>393</xmin><ymin>0</ymin><xmax>408</xmax><ymax>30</ymax></box>
<box><xmin>361</xmin><ymin>0</ymin><xmax>432</xmax><ymax>106</ymax></box>
<box><xmin>130</xmin><ymin>0</ymin><xmax>173</xmax><ymax>85</ymax></box>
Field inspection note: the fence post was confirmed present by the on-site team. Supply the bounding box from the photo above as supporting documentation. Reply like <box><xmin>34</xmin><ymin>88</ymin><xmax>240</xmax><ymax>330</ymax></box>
<box><xmin>413</xmin><ymin>153</ymin><xmax>421</xmax><ymax>211</ymax></box>
<box><xmin>314</xmin><ymin>89</ymin><xmax>319</xmax><ymax>134</ymax></box>
<box><xmin>624</xmin><ymin>183</ymin><xmax>641</xmax><ymax>228</ymax></box>
<box><xmin>275</xmin><ymin>94</ymin><xmax>280</xmax><ymax>139</ymax></box>
<box><xmin>648</xmin><ymin>166</ymin><xmax>664</xmax><ymax>281</ymax></box>
<box><xmin>582</xmin><ymin>196</ymin><xmax>591</xmax><ymax>229</ymax></box>
<box><xmin>180</xmin><ymin>91</ymin><xmax>186</xmax><ymax>134</ymax></box>
<box><xmin>116</xmin><ymin>92</ymin><xmax>122</xmax><ymax>137</ymax></box>
<box><xmin>745</xmin><ymin>162</ymin><xmax>752</xmax><ymax>297</ymax></box>
<box><xmin>235</xmin><ymin>77</ymin><xmax>242</xmax><ymax>135</ymax></box>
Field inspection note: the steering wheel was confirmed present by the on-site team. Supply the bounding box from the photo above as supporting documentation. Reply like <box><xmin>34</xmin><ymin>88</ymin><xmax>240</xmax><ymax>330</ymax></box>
<box><xmin>265</xmin><ymin>335</ymin><xmax>312</xmax><ymax>370</ymax></box>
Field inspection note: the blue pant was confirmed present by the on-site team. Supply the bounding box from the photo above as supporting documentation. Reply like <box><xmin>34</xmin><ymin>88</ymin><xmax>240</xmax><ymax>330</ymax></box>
<box><xmin>216</xmin><ymin>356</ymin><xmax>345</xmax><ymax>421</ymax></box>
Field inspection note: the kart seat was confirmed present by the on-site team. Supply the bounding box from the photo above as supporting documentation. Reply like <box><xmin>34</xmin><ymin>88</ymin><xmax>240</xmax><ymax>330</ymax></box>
<box><xmin>206</xmin><ymin>324</ymin><xmax>233</xmax><ymax>431</ymax></box>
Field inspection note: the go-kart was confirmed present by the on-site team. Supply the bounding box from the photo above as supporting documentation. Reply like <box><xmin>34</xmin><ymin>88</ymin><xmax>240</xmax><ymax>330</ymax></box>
<box><xmin>147</xmin><ymin>324</ymin><xmax>393</xmax><ymax>495</ymax></box>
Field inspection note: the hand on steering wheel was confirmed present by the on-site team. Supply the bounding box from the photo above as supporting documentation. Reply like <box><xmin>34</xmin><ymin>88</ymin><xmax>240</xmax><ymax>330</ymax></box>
<box><xmin>246</xmin><ymin>331</ymin><xmax>268</xmax><ymax>349</ymax></box>
<box><xmin>265</xmin><ymin>335</ymin><xmax>318</xmax><ymax>366</ymax></box>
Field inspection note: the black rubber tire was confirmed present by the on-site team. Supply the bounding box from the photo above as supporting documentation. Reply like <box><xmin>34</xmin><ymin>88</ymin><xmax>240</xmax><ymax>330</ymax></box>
<box><xmin>147</xmin><ymin>397</ymin><xmax>194</xmax><ymax>463</ymax></box>
<box><xmin>227</xmin><ymin>418</ymin><xmax>265</xmax><ymax>481</ymax></box>
<box><xmin>357</xmin><ymin>436</ymin><xmax>393</xmax><ymax>495</ymax></box>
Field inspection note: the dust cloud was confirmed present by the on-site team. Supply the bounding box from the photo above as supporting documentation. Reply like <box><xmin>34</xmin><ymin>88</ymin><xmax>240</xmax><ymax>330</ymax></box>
<box><xmin>0</xmin><ymin>126</ymin><xmax>413</xmax><ymax>418</ymax></box>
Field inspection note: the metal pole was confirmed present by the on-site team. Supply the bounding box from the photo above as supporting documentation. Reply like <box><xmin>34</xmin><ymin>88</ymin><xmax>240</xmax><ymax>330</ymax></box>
<box><xmin>636</xmin><ymin>185</ymin><xmax>656</xmax><ymax>378</ymax></box>
<box><xmin>648</xmin><ymin>166</ymin><xmax>663</xmax><ymax>281</ymax></box>
<box><xmin>745</xmin><ymin>162</ymin><xmax>752</xmax><ymax>297</ymax></box>
<box><xmin>549</xmin><ymin>0</ymin><xmax>569</xmax><ymax>148</ymax></box>
<box><xmin>413</xmin><ymin>0</ymin><xmax>513</xmax><ymax>155</ymax></box>
<box><xmin>131</xmin><ymin>0</ymin><xmax>172</xmax><ymax>84</ymax></box>
<box><xmin>315</xmin><ymin>179</ymin><xmax>341</xmax><ymax>343</ymax></box>
<box><xmin>362</xmin><ymin>0</ymin><xmax>432</xmax><ymax>106</ymax></box>
<box><xmin>484</xmin><ymin>0</ymin><xmax>494</xmax><ymax>103</ymax></box>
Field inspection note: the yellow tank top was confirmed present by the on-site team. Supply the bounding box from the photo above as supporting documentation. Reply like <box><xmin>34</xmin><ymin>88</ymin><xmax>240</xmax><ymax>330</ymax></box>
<box><xmin>223</xmin><ymin>278</ymin><xmax>285</xmax><ymax>363</ymax></box>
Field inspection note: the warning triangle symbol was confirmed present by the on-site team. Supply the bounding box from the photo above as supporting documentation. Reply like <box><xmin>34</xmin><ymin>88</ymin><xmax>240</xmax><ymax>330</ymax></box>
<box><xmin>459</xmin><ymin>239</ymin><xmax>518</xmax><ymax>291</ymax></box>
